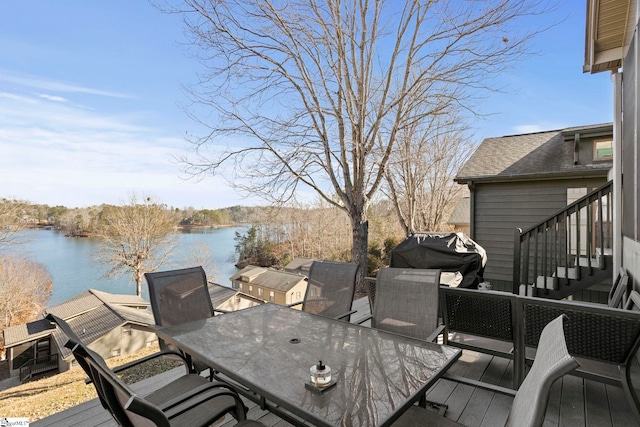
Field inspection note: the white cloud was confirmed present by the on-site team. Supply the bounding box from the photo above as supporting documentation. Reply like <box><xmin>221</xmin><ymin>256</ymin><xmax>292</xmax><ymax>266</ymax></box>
<box><xmin>0</xmin><ymin>69</ymin><xmax>130</xmax><ymax>99</ymax></box>
<box><xmin>0</xmin><ymin>77</ymin><xmax>250</xmax><ymax>209</ymax></box>
<box><xmin>37</xmin><ymin>93</ymin><xmax>67</xmax><ymax>103</ymax></box>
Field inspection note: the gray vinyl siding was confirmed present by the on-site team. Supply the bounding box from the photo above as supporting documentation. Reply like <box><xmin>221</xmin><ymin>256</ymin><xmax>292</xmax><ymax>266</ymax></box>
<box><xmin>88</xmin><ymin>324</ymin><xmax>156</xmax><ymax>361</ymax></box>
<box><xmin>472</xmin><ymin>179</ymin><xmax>607</xmax><ymax>284</ymax></box>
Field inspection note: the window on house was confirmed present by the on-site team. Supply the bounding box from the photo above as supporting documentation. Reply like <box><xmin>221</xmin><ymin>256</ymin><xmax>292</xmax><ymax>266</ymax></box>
<box><xmin>269</xmin><ymin>291</ymin><xmax>275</xmax><ymax>302</ymax></box>
<box><xmin>238</xmin><ymin>283</ymin><xmax>243</xmax><ymax>291</ymax></box>
<box><xmin>122</xmin><ymin>325</ymin><xmax>132</xmax><ymax>336</ymax></box>
<box><xmin>249</xmin><ymin>285</ymin><xmax>253</xmax><ymax>294</ymax></box>
<box><xmin>258</xmin><ymin>288</ymin><xmax>263</xmax><ymax>297</ymax></box>
<box><xmin>111</xmin><ymin>349</ymin><xmax>121</xmax><ymax>357</ymax></box>
<box><xmin>296</xmin><ymin>291</ymin><xmax>302</xmax><ymax>301</ymax></box>
<box><xmin>232</xmin><ymin>281</ymin><xmax>239</xmax><ymax>290</ymax></box>
<box><xmin>594</xmin><ymin>138</ymin><xmax>613</xmax><ymax>161</ymax></box>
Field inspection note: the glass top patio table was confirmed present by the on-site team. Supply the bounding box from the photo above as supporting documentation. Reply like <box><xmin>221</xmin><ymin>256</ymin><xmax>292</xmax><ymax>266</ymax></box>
<box><xmin>156</xmin><ymin>303</ymin><xmax>461</xmax><ymax>427</ymax></box>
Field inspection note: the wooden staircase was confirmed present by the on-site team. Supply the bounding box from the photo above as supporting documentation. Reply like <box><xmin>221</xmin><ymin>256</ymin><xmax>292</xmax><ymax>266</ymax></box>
<box><xmin>513</xmin><ymin>181</ymin><xmax>613</xmax><ymax>299</ymax></box>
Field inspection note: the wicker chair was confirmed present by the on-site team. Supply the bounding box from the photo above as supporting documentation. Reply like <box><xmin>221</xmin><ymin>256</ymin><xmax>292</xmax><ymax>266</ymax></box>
<box><xmin>520</xmin><ymin>296</ymin><xmax>640</xmax><ymax>418</ymax></box>
<box><xmin>393</xmin><ymin>315</ymin><xmax>579</xmax><ymax>427</ymax></box>
<box><xmin>289</xmin><ymin>260</ymin><xmax>359</xmax><ymax>321</ymax></box>
<box><xmin>608</xmin><ymin>268</ymin><xmax>630</xmax><ymax>308</ymax></box>
<box><xmin>46</xmin><ymin>313</ymin><xmax>258</xmax><ymax>427</ymax></box>
<box><xmin>440</xmin><ymin>286</ymin><xmax>520</xmax><ymax>388</ymax></box>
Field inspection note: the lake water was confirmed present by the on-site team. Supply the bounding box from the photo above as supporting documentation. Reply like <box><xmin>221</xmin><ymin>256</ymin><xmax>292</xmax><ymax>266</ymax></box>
<box><xmin>9</xmin><ymin>226</ymin><xmax>248</xmax><ymax>308</ymax></box>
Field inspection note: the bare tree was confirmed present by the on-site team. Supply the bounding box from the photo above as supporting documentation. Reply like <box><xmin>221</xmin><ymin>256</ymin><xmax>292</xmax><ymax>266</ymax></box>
<box><xmin>95</xmin><ymin>195</ymin><xmax>177</xmax><ymax>296</ymax></box>
<box><xmin>385</xmin><ymin>112</ymin><xmax>474</xmax><ymax>235</ymax></box>
<box><xmin>169</xmin><ymin>0</ymin><xmax>553</xmax><ymax>286</ymax></box>
<box><xmin>0</xmin><ymin>254</ymin><xmax>52</xmax><ymax>352</ymax></box>
<box><xmin>0</xmin><ymin>198</ymin><xmax>29</xmax><ymax>250</ymax></box>
<box><xmin>177</xmin><ymin>241</ymin><xmax>219</xmax><ymax>281</ymax></box>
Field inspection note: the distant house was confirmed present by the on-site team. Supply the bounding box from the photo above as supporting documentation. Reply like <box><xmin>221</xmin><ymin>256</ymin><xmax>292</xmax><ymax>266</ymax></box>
<box><xmin>284</xmin><ymin>257</ymin><xmax>315</xmax><ymax>275</ymax></box>
<box><xmin>230</xmin><ymin>266</ymin><xmax>308</xmax><ymax>306</ymax></box>
<box><xmin>208</xmin><ymin>282</ymin><xmax>263</xmax><ymax>312</ymax></box>
<box><xmin>447</xmin><ymin>197</ymin><xmax>470</xmax><ymax>235</ymax></box>
<box><xmin>2</xmin><ymin>289</ymin><xmax>156</xmax><ymax>381</ymax></box>
<box><xmin>454</xmin><ymin>123</ymin><xmax>613</xmax><ymax>290</ymax></box>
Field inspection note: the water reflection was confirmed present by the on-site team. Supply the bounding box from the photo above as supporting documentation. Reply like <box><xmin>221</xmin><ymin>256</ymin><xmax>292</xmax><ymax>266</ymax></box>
<box><xmin>12</xmin><ymin>226</ymin><xmax>247</xmax><ymax>306</ymax></box>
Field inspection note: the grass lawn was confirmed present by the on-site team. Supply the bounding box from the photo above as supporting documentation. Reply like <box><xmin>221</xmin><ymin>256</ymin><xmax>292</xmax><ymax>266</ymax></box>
<box><xmin>0</xmin><ymin>343</ymin><xmax>181</xmax><ymax>422</ymax></box>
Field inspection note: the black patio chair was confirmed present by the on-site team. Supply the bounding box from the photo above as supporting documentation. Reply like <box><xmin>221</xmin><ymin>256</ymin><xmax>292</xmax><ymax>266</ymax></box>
<box><xmin>358</xmin><ymin>268</ymin><xmax>447</xmax><ymax>414</ymax></box>
<box><xmin>393</xmin><ymin>314</ymin><xmax>579</xmax><ymax>427</ymax></box>
<box><xmin>363</xmin><ymin>267</ymin><xmax>444</xmax><ymax>342</ymax></box>
<box><xmin>289</xmin><ymin>260</ymin><xmax>359</xmax><ymax>322</ymax></box>
<box><xmin>145</xmin><ymin>266</ymin><xmax>219</xmax><ymax>376</ymax></box>
<box><xmin>46</xmin><ymin>313</ymin><xmax>256</xmax><ymax>427</ymax></box>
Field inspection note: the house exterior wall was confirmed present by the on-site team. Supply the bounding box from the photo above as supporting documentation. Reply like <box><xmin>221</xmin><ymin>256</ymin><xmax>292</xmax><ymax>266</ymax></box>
<box><xmin>285</xmin><ymin>281</ymin><xmax>308</xmax><ymax>306</ymax></box>
<box><xmin>622</xmin><ymin>17</ymin><xmax>640</xmax><ymax>292</ymax></box>
<box><xmin>472</xmin><ymin>178</ymin><xmax>608</xmax><ymax>288</ymax></box>
<box><xmin>88</xmin><ymin>324</ymin><xmax>156</xmax><ymax>361</ymax></box>
<box><xmin>236</xmin><ymin>278</ymin><xmax>307</xmax><ymax>306</ymax></box>
<box><xmin>217</xmin><ymin>295</ymin><xmax>262</xmax><ymax>312</ymax></box>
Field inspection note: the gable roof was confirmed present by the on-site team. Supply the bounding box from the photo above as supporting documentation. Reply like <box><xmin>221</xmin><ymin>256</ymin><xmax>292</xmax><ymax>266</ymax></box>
<box><xmin>448</xmin><ymin>197</ymin><xmax>470</xmax><ymax>225</ymax></box>
<box><xmin>231</xmin><ymin>265</ymin><xmax>268</xmax><ymax>281</ymax></box>
<box><xmin>2</xmin><ymin>319</ymin><xmax>55</xmax><ymax>348</ymax></box>
<box><xmin>231</xmin><ymin>265</ymin><xmax>307</xmax><ymax>292</ymax></box>
<box><xmin>208</xmin><ymin>282</ymin><xmax>238</xmax><ymax>308</ymax></box>
<box><xmin>284</xmin><ymin>257</ymin><xmax>315</xmax><ymax>274</ymax></box>
<box><xmin>455</xmin><ymin>123</ymin><xmax>613</xmax><ymax>183</ymax></box>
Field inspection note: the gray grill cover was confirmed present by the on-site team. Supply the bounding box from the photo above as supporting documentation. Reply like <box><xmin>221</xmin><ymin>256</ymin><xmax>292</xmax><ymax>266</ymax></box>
<box><xmin>390</xmin><ymin>233</ymin><xmax>487</xmax><ymax>288</ymax></box>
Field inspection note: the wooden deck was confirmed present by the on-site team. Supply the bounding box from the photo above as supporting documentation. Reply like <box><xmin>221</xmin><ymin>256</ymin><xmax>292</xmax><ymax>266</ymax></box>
<box><xmin>32</xmin><ymin>298</ymin><xmax>640</xmax><ymax>426</ymax></box>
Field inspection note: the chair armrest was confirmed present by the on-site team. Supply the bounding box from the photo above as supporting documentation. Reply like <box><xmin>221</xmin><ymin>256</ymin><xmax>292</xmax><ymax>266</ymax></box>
<box><xmin>84</xmin><ymin>349</ymin><xmax>191</xmax><ymax>385</ymax></box>
<box><xmin>111</xmin><ymin>350</ymin><xmax>190</xmax><ymax>374</ymax></box>
<box><xmin>426</xmin><ymin>324</ymin><xmax>446</xmax><ymax>343</ymax></box>
<box><xmin>334</xmin><ymin>309</ymin><xmax>357</xmax><ymax>321</ymax></box>
<box><xmin>355</xmin><ymin>314</ymin><xmax>372</xmax><ymax>325</ymax></box>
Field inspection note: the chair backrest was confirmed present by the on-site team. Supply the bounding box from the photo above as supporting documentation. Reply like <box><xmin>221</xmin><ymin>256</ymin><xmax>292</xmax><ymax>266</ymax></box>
<box><xmin>609</xmin><ymin>268</ymin><xmax>629</xmax><ymax>308</ymax></box>
<box><xmin>507</xmin><ymin>315</ymin><xmax>579</xmax><ymax>427</ymax></box>
<box><xmin>301</xmin><ymin>260</ymin><xmax>358</xmax><ymax>321</ymax></box>
<box><xmin>441</xmin><ymin>286</ymin><xmax>517</xmax><ymax>343</ymax></box>
<box><xmin>371</xmin><ymin>268</ymin><xmax>441</xmax><ymax>340</ymax></box>
<box><xmin>145</xmin><ymin>266</ymin><xmax>215</xmax><ymax>327</ymax></box>
<box><xmin>626</xmin><ymin>290</ymin><xmax>640</xmax><ymax>311</ymax></box>
<box><xmin>46</xmin><ymin>313</ymin><xmax>145</xmax><ymax>426</ymax></box>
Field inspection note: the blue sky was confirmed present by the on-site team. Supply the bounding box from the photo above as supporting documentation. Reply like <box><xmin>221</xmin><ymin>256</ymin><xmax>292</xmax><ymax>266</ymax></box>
<box><xmin>1</xmin><ymin>1</ymin><xmax>613</xmax><ymax>209</ymax></box>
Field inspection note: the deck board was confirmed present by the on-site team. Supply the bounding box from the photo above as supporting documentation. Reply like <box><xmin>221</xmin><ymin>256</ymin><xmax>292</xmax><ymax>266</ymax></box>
<box><xmin>585</xmin><ymin>380</ymin><xmax>613</xmax><ymax>426</ymax></box>
<box><xmin>559</xmin><ymin>375</ymin><xmax>586</xmax><ymax>427</ymax></box>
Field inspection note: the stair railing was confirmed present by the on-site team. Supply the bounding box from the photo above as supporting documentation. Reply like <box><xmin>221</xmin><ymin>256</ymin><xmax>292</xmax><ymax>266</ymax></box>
<box><xmin>513</xmin><ymin>181</ymin><xmax>613</xmax><ymax>296</ymax></box>
<box><xmin>19</xmin><ymin>353</ymin><xmax>59</xmax><ymax>382</ymax></box>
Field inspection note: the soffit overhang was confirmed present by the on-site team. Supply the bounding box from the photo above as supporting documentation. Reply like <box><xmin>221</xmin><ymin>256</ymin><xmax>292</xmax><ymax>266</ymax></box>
<box><xmin>584</xmin><ymin>0</ymin><xmax>636</xmax><ymax>73</ymax></box>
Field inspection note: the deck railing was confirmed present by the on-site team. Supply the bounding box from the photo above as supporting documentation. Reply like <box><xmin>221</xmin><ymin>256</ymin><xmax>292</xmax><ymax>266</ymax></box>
<box><xmin>513</xmin><ymin>181</ymin><xmax>613</xmax><ymax>297</ymax></box>
<box><xmin>19</xmin><ymin>353</ymin><xmax>59</xmax><ymax>382</ymax></box>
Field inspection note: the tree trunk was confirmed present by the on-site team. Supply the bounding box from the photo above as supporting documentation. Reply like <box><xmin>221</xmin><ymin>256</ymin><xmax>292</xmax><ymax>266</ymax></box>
<box><xmin>350</xmin><ymin>215</ymin><xmax>369</xmax><ymax>298</ymax></box>
<box><xmin>135</xmin><ymin>267</ymin><xmax>144</xmax><ymax>297</ymax></box>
